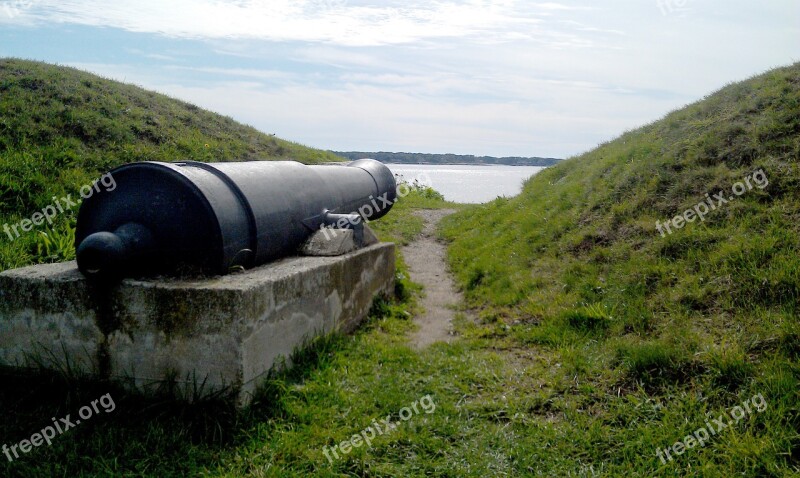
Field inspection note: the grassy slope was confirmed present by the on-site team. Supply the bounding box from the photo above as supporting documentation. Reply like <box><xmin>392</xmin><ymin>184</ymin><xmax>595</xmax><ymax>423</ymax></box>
<box><xmin>0</xmin><ymin>187</ymin><xmax>466</xmax><ymax>478</ymax></box>
<box><xmin>0</xmin><ymin>58</ymin><xmax>342</xmax><ymax>270</ymax></box>
<box><xmin>0</xmin><ymin>58</ymin><xmax>474</xmax><ymax>477</ymax></box>
<box><xmin>441</xmin><ymin>63</ymin><xmax>800</xmax><ymax>475</ymax></box>
<box><xmin>2</xmin><ymin>59</ymin><xmax>799</xmax><ymax>477</ymax></box>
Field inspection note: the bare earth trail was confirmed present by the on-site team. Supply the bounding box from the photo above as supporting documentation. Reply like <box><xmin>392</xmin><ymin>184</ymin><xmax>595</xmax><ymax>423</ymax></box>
<box><xmin>403</xmin><ymin>209</ymin><xmax>469</xmax><ymax>348</ymax></box>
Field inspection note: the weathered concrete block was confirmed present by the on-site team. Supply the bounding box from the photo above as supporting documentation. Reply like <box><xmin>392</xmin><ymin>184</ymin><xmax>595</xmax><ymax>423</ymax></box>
<box><xmin>0</xmin><ymin>243</ymin><xmax>395</xmax><ymax>406</ymax></box>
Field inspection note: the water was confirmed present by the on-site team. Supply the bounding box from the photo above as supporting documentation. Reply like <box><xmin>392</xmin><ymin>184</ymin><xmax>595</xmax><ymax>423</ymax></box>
<box><xmin>385</xmin><ymin>164</ymin><xmax>546</xmax><ymax>204</ymax></box>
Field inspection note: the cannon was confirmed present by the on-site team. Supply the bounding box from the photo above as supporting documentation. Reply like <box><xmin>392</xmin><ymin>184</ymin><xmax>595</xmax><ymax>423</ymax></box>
<box><xmin>75</xmin><ymin>159</ymin><xmax>396</xmax><ymax>279</ymax></box>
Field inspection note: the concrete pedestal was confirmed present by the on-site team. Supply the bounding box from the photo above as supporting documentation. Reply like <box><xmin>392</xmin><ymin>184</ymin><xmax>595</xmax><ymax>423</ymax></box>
<box><xmin>0</xmin><ymin>243</ymin><xmax>395</xmax><ymax>406</ymax></box>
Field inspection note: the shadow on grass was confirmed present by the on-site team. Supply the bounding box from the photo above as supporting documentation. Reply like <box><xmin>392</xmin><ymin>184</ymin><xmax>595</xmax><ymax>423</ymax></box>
<box><xmin>0</xmin><ymin>331</ymin><xmax>348</xmax><ymax>477</ymax></box>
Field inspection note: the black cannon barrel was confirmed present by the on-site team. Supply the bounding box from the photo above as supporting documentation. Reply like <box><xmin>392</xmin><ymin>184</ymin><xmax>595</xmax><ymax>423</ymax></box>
<box><xmin>75</xmin><ymin>159</ymin><xmax>396</xmax><ymax>279</ymax></box>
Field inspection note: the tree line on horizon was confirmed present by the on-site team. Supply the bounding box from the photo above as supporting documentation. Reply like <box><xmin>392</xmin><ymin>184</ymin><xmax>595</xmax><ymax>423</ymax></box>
<box><xmin>333</xmin><ymin>151</ymin><xmax>562</xmax><ymax>166</ymax></box>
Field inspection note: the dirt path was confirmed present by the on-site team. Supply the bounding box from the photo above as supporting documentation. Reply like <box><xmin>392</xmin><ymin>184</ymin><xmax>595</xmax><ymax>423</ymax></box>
<box><xmin>403</xmin><ymin>209</ymin><xmax>465</xmax><ymax>348</ymax></box>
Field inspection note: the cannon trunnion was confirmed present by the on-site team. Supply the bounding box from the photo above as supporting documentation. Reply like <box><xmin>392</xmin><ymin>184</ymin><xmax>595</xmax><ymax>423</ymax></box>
<box><xmin>75</xmin><ymin>159</ymin><xmax>396</xmax><ymax>279</ymax></box>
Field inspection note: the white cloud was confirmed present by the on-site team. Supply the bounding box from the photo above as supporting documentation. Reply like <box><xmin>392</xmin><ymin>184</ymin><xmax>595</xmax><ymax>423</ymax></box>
<box><xmin>6</xmin><ymin>0</ymin><xmax>577</xmax><ymax>47</ymax></box>
<box><xmin>18</xmin><ymin>0</ymin><xmax>800</xmax><ymax>157</ymax></box>
<box><xmin>164</xmin><ymin>66</ymin><xmax>296</xmax><ymax>81</ymax></box>
<box><xmin>139</xmin><ymin>72</ymin><xmax>678</xmax><ymax>157</ymax></box>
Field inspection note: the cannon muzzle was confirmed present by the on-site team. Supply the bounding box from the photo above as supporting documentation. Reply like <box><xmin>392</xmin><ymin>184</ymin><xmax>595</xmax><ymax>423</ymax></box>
<box><xmin>75</xmin><ymin>159</ymin><xmax>396</xmax><ymax>279</ymax></box>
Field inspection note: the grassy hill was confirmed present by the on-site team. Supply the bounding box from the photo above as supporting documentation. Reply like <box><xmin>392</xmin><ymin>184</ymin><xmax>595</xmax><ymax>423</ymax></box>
<box><xmin>442</xmin><ymin>63</ymin><xmax>800</xmax><ymax>474</ymax></box>
<box><xmin>0</xmin><ymin>58</ymin><xmax>342</xmax><ymax>270</ymax></box>
<box><xmin>2</xmin><ymin>58</ymin><xmax>799</xmax><ymax>476</ymax></box>
<box><xmin>0</xmin><ymin>59</ymin><xmax>460</xmax><ymax>478</ymax></box>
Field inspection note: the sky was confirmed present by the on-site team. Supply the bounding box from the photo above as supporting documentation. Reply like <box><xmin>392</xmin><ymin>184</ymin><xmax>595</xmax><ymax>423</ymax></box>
<box><xmin>1</xmin><ymin>1</ymin><xmax>798</xmax><ymax>158</ymax></box>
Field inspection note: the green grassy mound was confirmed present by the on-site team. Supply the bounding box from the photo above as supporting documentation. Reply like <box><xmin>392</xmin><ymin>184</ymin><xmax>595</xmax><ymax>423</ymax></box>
<box><xmin>0</xmin><ymin>58</ymin><xmax>342</xmax><ymax>270</ymax></box>
<box><xmin>442</xmin><ymin>63</ymin><xmax>800</xmax><ymax>474</ymax></box>
<box><xmin>3</xmin><ymin>57</ymin><xmax>799</xmax><ymax>476</ymax></box>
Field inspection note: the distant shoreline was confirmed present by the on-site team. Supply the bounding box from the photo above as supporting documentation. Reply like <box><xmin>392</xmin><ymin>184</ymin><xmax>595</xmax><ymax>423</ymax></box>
<box><xmin>333</xmin><ymin>151</ymin><xmax>561</xmax><ymax>167</ymax></box>
<box><xmin>383</xmin><ymin>162</ymin><xmax>546</xmax><ymax>167</ymax></box>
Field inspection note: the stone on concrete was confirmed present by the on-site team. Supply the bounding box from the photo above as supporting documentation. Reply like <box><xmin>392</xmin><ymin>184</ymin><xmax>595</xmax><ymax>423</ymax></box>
<box><xmin>300</xmin><ymin>225</ymin><xmax>380</xmax><ymax>257</ymax></box>
<box><xmin>362</xmin><ymin>225</ymin><xmax>379</xmax><ymax>246</ymax></box>
<box><xmin>0</xmin><ymin>243</ymin><xmax>395</xmax><ymax>406</ymax></box>
<box><xmin>301</xmin><ymin>229</ymin><xmax>357</xmax><ymax>256</ymax></box>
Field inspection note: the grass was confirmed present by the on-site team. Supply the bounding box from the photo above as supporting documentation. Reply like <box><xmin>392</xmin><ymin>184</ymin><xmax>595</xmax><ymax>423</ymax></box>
<box><xmin>1</xmin><ymin>59</ymin><xmax>799</xmax><ymax>476</ymax></box>
<box><xmin>0</xmin><ymin>58</ymin><xmax>343</xmax><ymax>271</ymax></box>
<box><xmin>0</xmin><ymin>185</ymin><xmax>465</xmax><ymax>477</ymax></box>
<box><xmin>440</xmin><ymin>63</ymin><xmax>800</xmax><ymax>475</ymax></box>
